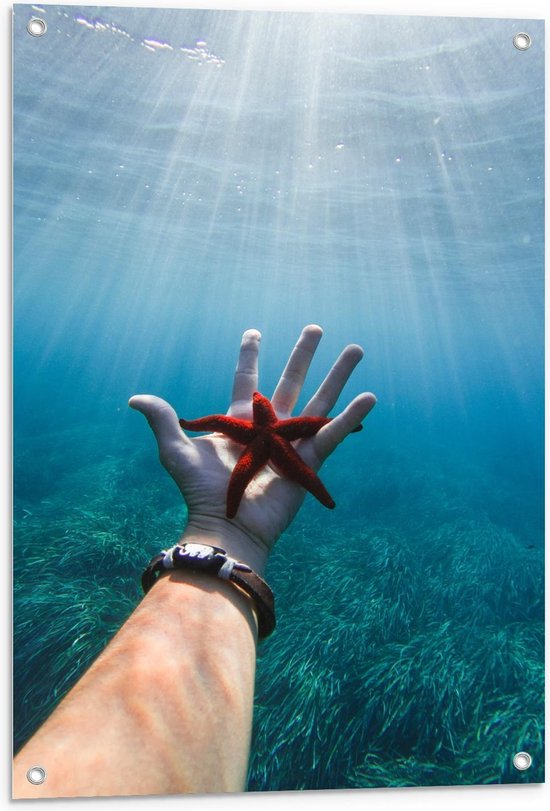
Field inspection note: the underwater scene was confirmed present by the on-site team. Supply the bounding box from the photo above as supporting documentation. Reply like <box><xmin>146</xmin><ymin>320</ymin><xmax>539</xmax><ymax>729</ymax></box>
<box><xmin>13</xmin><ymin>4</ymin><xmax>544</xmax><ymax>790</ymax></box>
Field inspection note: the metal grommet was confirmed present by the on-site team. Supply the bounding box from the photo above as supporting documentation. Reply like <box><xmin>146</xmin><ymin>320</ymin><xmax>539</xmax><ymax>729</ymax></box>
<box><xmin>26</xmin><ymin>766</ymin><xmax>47</xmax><ymax>785</ymax></box>
<box><xmin>513</xmin><ymin>32</ymin><xmax>531</xmax><ymax>50</ymax></box>
<box><xmin>513</xmin><ymin>751</ymin><xmax>532</xmax><ymax>771</ymax></box>
<box><xmin>27</xmin><ymin>17</ymin><xmax>47</xmax><ymax>37</ymax></box>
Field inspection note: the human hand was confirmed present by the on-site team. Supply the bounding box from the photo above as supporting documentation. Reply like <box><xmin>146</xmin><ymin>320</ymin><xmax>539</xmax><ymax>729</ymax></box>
<box><xmin>129</xmin><ymin>325</ymin><xmax>376</xmax><ymax>574</ymax></box>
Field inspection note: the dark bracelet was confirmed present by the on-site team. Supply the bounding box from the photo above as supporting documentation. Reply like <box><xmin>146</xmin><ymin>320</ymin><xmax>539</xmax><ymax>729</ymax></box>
<box><xmin>141</xmin><ymin>542</ymin><xmax>276</xmax><ymax>639</ymax></box>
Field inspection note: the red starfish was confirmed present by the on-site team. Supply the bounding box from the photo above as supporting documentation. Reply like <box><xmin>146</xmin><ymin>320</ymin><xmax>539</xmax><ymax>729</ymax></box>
<box><xmin>179</xmin><ymin>391</ymin><xmax>362</xmax><ymax>518</ymax></box>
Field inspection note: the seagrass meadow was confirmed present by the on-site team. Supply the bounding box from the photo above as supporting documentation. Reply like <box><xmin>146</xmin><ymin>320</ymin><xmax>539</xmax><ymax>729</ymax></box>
<box><xmin>13</xmin><ymin>420</ymin><xmax>544</xmax><ymax>788</ymax></box>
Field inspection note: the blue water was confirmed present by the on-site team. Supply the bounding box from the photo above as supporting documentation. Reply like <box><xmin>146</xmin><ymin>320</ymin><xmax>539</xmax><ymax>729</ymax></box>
<box><xmin>13</xmin><ymin>4</ymin><xmax>544</xmax><ymax>790</ymax></box>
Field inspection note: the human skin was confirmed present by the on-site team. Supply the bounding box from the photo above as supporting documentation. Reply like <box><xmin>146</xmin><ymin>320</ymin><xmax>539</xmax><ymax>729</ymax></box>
<box><xmin>13</xmin><ymin>325</ymin><xmax>376</xmax><ymax>798</ymax></box>
<box><xmin>13</xmin><ymin>566</ymin><xmax>258</xmax><ymax>797</ymax></box>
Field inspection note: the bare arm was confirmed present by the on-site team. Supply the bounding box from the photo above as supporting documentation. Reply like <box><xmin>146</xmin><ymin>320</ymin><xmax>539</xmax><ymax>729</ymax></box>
<box><xmin>13</xmin><ymin>540</ymin><xmax>258</xmax><ymax>798</ymax></box>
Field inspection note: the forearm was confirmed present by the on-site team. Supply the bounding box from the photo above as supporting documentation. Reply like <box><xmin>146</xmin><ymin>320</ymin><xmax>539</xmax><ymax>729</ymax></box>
<box><xmin>13</xmin><ymin>562</ymin><xmax>258</xmax><ymax>798</ymax></box>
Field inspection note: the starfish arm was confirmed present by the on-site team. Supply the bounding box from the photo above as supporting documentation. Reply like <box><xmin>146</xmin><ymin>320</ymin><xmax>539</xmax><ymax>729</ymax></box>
<box><xmin>226</xmin><ymin>437</ymin><xmax>270</xmax><ymax>518</ymax></box>
<box><xmin>252</xmin><ymin>392</ymin><xmax>278</xmax><ymax>429</ymax></box>
<box><xmin>275</xmin><ymin>416</ymin><xmax>331</xmax><ymax>440</ymax></box>
<box><xmin>276</xmin><ymin>417</ymin><xmax>362</xmax><ymax>440</ymax></box>
<box><xmin>179</xmin><ymin>415</ymin><xmax>255</xmax><ymax>444</ymax></box>
<box><xmin>268</xmin><ymin>434</ymin><xmax>336</xmax><ymax>509</ymax></box>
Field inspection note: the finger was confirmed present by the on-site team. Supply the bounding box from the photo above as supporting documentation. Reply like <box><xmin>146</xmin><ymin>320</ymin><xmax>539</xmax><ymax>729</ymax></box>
<box><xmin>129</xmin><ymin>394</ymin><xmax>190</xmax><ymax>449</ymax></box>
<box><xmin>230</xmin><ymin>329</ymin><xmax>261</xmax><ymax>411</ymax></box>
<box><xmin>271</xmin><ymin>324</ymin><xmax>323</xmax><ymax>415</ymax></box>
<box><xmin>301</xmin><ymin>343</ymin><xmax>364</xmax><ymax>417</ymax></box>
<box><xmin>313</xmin><ymin>392</ymin><xmax>376</xmax><ymax>461</ymax></box>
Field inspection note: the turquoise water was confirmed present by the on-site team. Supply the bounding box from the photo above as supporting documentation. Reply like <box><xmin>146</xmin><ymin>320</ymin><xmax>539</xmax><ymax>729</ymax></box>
<box><xmin>13</xmin><ymin>5</ymin><xmax>544</xmax><ymax>789</ymax></box>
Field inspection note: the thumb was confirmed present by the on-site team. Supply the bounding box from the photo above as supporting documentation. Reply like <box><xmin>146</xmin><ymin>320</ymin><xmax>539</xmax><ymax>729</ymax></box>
<box><xmin>129</xmin><ymin>394</ymin><xmax>189</xmax><ymax>450</ymax></box>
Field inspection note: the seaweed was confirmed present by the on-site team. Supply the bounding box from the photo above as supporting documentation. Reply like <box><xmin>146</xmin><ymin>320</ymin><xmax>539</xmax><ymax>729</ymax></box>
<box><xmin>13</xmin><ymin>427</ymin><xmax>544</xmax><ymax>789</ymax></box>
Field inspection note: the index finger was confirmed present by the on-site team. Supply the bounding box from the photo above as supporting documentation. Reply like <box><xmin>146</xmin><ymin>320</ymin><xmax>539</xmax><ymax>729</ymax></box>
<box><xmin>230</xmin><ymin>329</ymin><xmax>261</xmax><ymax>412</ymax></box>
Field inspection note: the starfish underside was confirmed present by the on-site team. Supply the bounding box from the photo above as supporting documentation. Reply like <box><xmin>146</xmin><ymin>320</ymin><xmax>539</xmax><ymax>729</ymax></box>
<box><xmin>179</xmin><ymin>391</ymin><xmax>361</xmax><ymax>518</ymax></box>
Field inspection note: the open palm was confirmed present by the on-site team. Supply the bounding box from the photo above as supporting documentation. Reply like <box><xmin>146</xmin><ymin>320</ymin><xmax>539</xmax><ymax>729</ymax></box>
<box><xmin>130</xmin><ymin>325</ymin><xmax>376</xmax><ymax>574</ymax></box>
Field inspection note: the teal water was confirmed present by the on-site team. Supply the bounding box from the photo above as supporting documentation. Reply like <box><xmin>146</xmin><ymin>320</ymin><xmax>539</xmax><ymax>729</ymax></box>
<box><xmin>13</xmin><ymin>5</ymin><xmax>544</xmax><ymax>788</ymax></box>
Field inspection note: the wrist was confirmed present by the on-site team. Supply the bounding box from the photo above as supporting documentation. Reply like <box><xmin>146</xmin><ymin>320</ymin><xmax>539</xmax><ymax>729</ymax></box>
<box><xmin>180</xmin><ymin>519</ymin><xmax>269</xmax><ymax>576</ymax></box>
<box><xmin>151</xmin><ymin>566</ymin><xmax>260</xmax><ymax>642</ymax></box>
<box><xmin>141</xmin><ymin>535</ymin><xmax>276</xmax><ymax>638</ymax></box>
